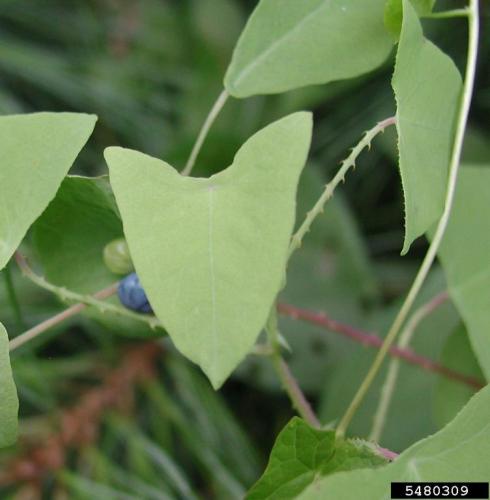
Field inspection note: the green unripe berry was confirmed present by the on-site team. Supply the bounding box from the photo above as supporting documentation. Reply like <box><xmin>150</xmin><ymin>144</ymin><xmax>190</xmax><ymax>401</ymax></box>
<box><xmin>103</xmin><ymin>238</ymin><xmax>134</xmax><ymax>275</ymax></box>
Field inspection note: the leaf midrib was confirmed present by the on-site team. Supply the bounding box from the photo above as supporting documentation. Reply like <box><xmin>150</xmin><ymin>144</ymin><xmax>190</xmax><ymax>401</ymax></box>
<box><xmin>207</xmin><ymin>188</ymin><xmax>218</xmax><ymax>374</ymax></box>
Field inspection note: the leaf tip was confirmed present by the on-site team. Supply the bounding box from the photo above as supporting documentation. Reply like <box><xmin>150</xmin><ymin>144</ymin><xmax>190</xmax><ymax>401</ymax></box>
<box><xmin>208</xmin><ymin>371</ymin><xmax>226</xmax><ymax>391</ymax></box>
<box><xmin>103</xmin><ymin>146</ymin><xmax>130</xmax><ymax>170</ymax></box>
<box><xmin>400</xmin><ymin>238</ymin><xmax>411</xmax><ymax>256</ymax></box>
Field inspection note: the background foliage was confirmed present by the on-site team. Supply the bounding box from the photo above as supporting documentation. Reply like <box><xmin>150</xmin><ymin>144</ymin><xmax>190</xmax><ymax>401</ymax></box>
<box><xmin>0</xmin><ymin>0</ymin><xmax>489</xmax><ymax>497</ymax></box>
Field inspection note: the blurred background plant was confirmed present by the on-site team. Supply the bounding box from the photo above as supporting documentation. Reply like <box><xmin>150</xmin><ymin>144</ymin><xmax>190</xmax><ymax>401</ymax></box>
<box><xmin>0</xmin><ymin>0</ymin><xmax>488</xmax><ymax>497</ymax></box>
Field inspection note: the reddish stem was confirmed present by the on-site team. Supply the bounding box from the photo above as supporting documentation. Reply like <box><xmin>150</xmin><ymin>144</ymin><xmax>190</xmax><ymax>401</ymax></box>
<box><xmin>277</xmin><ymin>303</ymin><xmax>484</xmax><ymax>390</ymax></box>
<box><xmin>377</xmin><ymin>446</ymin><xmax>399</xmax><ymax>461</ymax></box>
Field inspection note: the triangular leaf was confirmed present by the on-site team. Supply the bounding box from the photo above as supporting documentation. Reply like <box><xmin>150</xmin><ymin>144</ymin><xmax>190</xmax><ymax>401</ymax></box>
<box><xmin>0</xmin><ymin>321</ymin><xmax>18</xmax><ymax>447</ymax></box>
<box><xmin>0</xmin><ymin>112</ymin><xmax>97</xmax><ymax>270</ymax></box>
<box><xmin>224</xmin><ymin>0</ymin><xmax>394</xmax><ymax>98</ymax></box>
<box><xmin>435</xmin><ymin>166</ymin><xmax>490</xmax><ymax>380</ymax></box>
<box><xmin>392</xmin><ymin>0</ymin><xmax>461</xmax><ymax>254</ymax></box>
<box><xmin>299</xmin><ymin>384</ymin><xmax>490</xmax><ymax>498</ymax></box>
<box><xmin>105</xmin><ymin>112</ymin><xmax>312</xmax><ymax>387</ymax></box>
<box><xmin>247</xmin><ymin>417</ymin><xmax>386</xmax><ymax>499</ymax></box>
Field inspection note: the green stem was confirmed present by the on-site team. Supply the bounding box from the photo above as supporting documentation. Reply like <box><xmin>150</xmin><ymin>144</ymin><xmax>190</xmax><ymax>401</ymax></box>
<box><xmin>181</xmin><ymin>89</ymin><xmax>229</xmax><ymax>176</ymax></box>
<box><xmin>266</xmin><ymin>309</ymin><xmax>320</xmax><ymax>427</ymax></box>
<box><xmin>9</xmin><ymin>283</ymin><xmax>120</xmax><ymax>351</ymax></box>
<box><xmin>288</xmin><ymin>116</ymin><xmax>396</xmax><ymax>259</ymax></box>
<box><xmin>426</xmin><ymin>8</ymin><xmax>469</xmax><ymax>19</ymax></box>
<box><xmin>15</xmin><ymin>252</ymin><xmax>160</xmax><ymax>331</ymax></box>
<box><xmin>369</xmin><ymin>291</ymin><xmax>449</xmax><ymax>442</ymax></box>
<box><xmin>336</xmin><ymin>0</ymin><xmax>479</xmax><ymax>438</ymax></box>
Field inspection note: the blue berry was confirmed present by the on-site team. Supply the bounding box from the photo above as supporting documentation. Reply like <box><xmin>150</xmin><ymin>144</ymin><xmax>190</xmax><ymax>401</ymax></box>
<box><xmin>118</xmin><ymin>273</ymin><xmax>153</xmax><ymax>314</ymax></box>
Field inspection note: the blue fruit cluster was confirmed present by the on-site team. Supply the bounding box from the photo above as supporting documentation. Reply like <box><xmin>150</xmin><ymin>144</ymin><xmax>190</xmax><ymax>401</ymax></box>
<box><xmin>117</xmin><ymin>273</ymin><xmax>153</xmax><ymax>314</ymax></box>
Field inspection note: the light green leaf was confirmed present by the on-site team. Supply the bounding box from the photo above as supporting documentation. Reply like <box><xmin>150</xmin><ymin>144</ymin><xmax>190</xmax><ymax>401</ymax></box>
<box><xmin>247</xmin><ymin>417</ymin><xmax>386</xmax><ymax>499</ymax></box>
<box><xmin>0</xmin><ymin>321</ymin><xmax>18</xmax><ymax>447</ymax></box>
<box><xmin>299</xmin><ymin>385</ymin><xmax>490</xmax><ymax>499</ymax></box>
<box><xmin>435</xmin><ymin>166</ymin><xmax>490</xmax><ymax>380</ymax></box>
<box><xmin>105</xmin><ymin>112</ymin><xmax>312</xmax><ymax>387</ymax></box>
<box><xmin>392</xmin><ymin>0</ymin><xmax>461</xmax><ymax>254</ymax></box>
<box><xmin>385</xmin><ymin>0</ymin><xmax>436</xmax><ymax>37</ymax></box>
<box><xmin>33</xmin><ymin>176</ymin><xmax>157</xmax><ymax>338</ymax></box>
<box><xmin>224</xmin><ymin>0</ymin><xmax>394</xmax><ymax>98</ymax></box>
<box><xmin>0</xmin><ymin>112</ymin><xmax>97</xmax><ymax>270</ymax></box>
<box><xmin>433</xmin><ymin>325</ymin><xmax>483</xmax><ymax>428</ymax></box>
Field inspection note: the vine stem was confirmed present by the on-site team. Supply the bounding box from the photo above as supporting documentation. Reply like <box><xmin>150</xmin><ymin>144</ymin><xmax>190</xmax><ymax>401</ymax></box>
<box><xmin>288</xmin><ymin>116</ymin><xmax>396</xmax><ymax>258</ymax></box>
<box><xmin>369</xmin><ymin>291</ymin><xmax>449</xmax><ymax>442</ymax></box>
<box><xmin>263</xmin><ymin>116</ymin><xmax>396</xmax><ymax>427</ymax></box>
<box><xmin>9</xmin><ymin>283</ymin><xmax>119</xmax><ymax>351</ymax></box>
<box><xmin>427</xmin><ymin>8</ymin><xmax>469</xmax><ymax>19</ymax></box>
<box><xmin>266</xmin><ymin>311</ymin><xmax>398</xmax><ymax>461</ymax></box>
<box><xmin>277</xmin><ymin>302</ymin><xmax>483</xmax><ymax>389</ymax></box>
<box><xmin>181</xmin><ymin>89</ymin><xmax>229</xmax><ymax>176</ymax></box>
<box><xmin>276</xmin><ymin>357</ymin><xmax>320</xmax><ymax>427</ymax></box>
<box><xmin>266</xmin><ymin>310</ymin><xmax>320</xmax><ymax>427</ymax></box>
<box><xmin>336</xmin><ymin>0</ymin><xmax>479</xmax><ymax>438</ymax></box>
<box><xmin>14</xmin><ymin>253</ymin><xmax>160</xmax><ymax>330</ymax></box>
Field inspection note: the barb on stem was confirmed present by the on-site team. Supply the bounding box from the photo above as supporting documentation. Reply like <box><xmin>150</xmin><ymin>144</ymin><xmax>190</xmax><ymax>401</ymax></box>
<box><xmin>288</xmin><ymin>116</ymin><xmax>396</xmax><ymax>259</ymax></box>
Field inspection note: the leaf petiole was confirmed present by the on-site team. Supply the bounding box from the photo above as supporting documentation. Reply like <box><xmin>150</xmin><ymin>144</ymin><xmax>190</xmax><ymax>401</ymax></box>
<box><xmin>181</xmin><ymin>89</ymin><xmax>229</xmax><ymax>176</ymax></box>
<box><xmin>265</xmin><ymin>309</ymin><xmax>320</xmax><ymax>427</ymax></box>
<box><xmin>425</xmin><ymin>8</ymin><xmax>469</xmax><ymax>19</ymax></box>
